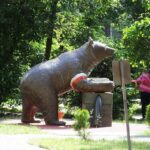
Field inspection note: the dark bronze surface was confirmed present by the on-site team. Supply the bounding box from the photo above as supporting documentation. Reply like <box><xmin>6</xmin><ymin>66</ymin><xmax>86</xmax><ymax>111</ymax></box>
<box><xmin>20</xmin><ymin>38</ymin><xmax>114</xmax><ymax>125</ymax></box>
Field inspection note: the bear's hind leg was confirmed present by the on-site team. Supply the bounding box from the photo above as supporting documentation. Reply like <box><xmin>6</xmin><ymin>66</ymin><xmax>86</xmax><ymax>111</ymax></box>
<box><xmin>21</xmin><ymin>94</ymin><xmax>40</xmax><ymax>123</ymax></box>
<box><xmin>40</xmin><ymin>93</ymin><xmax>66</xmax><ymax>126</ymax></box>
<box><xmin>30</xmin><ymin>106</ymin><xmax>41</xmax><ymax>123</ymax></box>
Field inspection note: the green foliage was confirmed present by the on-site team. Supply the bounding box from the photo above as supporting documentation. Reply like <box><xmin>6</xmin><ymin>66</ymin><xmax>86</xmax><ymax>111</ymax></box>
<box><xmin>0</xmin><ymin>0</ymin><xmax>47</xmax><ymax>103</ymax></box>
<box><xmin>122</xmin><ymin>17</ymin><xmax>150</xmax><ymax>69</ymax></box>
<box><xmin>144</xmin><ymin>130</ymin><xmax>150</xmax><ymax>136</ymax></box>
<box><xmin>0</xmin><ymin>0</ymin><xmax>149</xmax><ymax>121</ymax></box>
<box><xmin>146</xmin><ymin>104</ymin><xmax>150</xmax><ymax>126</ymax></box>
<box><xmin>56</xmin><ymin>0</ymin><xmax>118</xmax><ymax>46</ymax></box>
<box><xmin>64</xmin><ymin>106</ymin><xmax>79</xmax><ymax>118</ymax></box>
<box><xmin>113</xmin><ymin>86</ymin><xmax>124</xmax><ymax>120</ymax></box>
<box><xmin>113</xmin><ymin>85</ymin><xmax>141</xmax><ymax>120</ymax></box>
<box><xmin>120</xmin><ymin>0</ymin><xmax>149</xmax><ymax>20</ymax></box>
<box><xmin>91</xmin><ymin>37</ymin><xmax>118</xmax><ymax>80</ymax></box>
<box><xmin>0</xmin><ymin>0</ymin><xmax>118</xmax><ymax>103</ymax></box>
<box><xmin>0</xmin><ymin>124</ymin><xmax>43</xmax><ymax>134</ymax></box>
<box><xmin>30</xmin><ymin>138</ymin><xmax>150</xmax><ymax>150</ymax></box>
<box><xmin>61</xmin><ymin>91</ymin><xmax>82</xmax><ymax>108</ymax></box>
<box><xmin>0</xmin><ymin>98</ymin><xmax>22</xmax><ymax>117</ymax></box>
<box><xmin>73</xmin><ymin>109</ymin><xmax>90</xmax><ymax>140</ymax></box>
<box><xmin>128</xmin><ymin>103</ymin><xmax>141</xmax><ymax>119</ymax></box>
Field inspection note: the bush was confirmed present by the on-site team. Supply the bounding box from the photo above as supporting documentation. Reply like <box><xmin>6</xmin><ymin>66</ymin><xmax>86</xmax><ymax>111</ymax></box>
<box><xmin>122</xmin><ymin>17</ymin><xmax>150</xmax><ymax>69</ymax></box>
<box><xmin>128</xmin><ymin>103</ymin><xmax>141</xmax><ymax>120</ymax></box>
<box><xmin>73</xmin><ymin>109</ymin><xmax>90</xmax><ymax>140</ymax></box>
<box><xmin>0</xmin><ymin>98</ymin><xmax>22</xmax><ymax>117</ymax></box>
<box><xmin>146</xmin><ymin>104</ymin><xmax>150</xmax><ymax>126</ymax></box>
<box><xmin>113</xmin><ymin>86</ymin><xmax>124</xmax><ymax>120</ymax></box>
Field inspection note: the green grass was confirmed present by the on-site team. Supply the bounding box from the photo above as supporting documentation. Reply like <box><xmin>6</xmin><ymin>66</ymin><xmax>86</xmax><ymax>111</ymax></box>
<box><xmin>29</xmin><ymin>138</ymin><xmax>150</xmax><ymax>150</ymax></box>
<box><xmin>0</xmin><ymin>124</ymin><xmax>43</xmax><ymax>134</ymax></box>
<box><xmin>144</xmin><ymin>130</ymin><xmax>150</xmax><ymax>136</ymax></box>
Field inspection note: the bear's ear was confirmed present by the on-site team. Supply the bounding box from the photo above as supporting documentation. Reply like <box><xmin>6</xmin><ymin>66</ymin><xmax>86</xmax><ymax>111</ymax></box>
<box><xmin>88</xmin><ymin>37</ymin><xmax>93</xmax><ymax>45</ymax></box>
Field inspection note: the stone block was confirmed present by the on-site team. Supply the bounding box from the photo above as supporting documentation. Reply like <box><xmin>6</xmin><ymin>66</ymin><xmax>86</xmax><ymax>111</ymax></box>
<box><xmin>82</xmin><ymin>92</ymin><xmax>113</xmax><ymax>127</ymax></box>
<box><xmin>101</xmin><ymin>115</ymin><xmax>112</xmax><ymax>127</ymax></box>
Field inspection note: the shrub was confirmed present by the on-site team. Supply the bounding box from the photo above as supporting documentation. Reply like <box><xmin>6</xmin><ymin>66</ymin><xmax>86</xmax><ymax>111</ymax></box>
<box><xmin>73</xmin><ymin>109</ymin><xmax>90</xmax><ymax>140</ymax></box>
<box><xmin>128</xmin><ymin>103</ymin><xmax>141</xmax><ymax>120</ymax></box>
<box><xmin>146</xmin><ymin>104</ymin><xmax>150</xmax><ymax>126</ymax></box>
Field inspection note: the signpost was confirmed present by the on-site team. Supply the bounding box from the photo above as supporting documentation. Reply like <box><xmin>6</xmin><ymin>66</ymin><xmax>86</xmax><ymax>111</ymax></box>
<box><xmin>112</xmin><ymin>60</ymin><xmax>131</xmax><ymax>150</ymax></box>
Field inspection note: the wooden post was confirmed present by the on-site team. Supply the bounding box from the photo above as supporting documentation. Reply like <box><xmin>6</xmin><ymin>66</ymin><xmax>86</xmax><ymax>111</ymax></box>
<box><xmin>120</xmin><ymin>61</ymin><xmax>131</xmax><ymax>150</ymax></box>
<box><xmin>112</xmin><ymin>60</ymin><xmax>132</xmax><ymax>150</ymax></box>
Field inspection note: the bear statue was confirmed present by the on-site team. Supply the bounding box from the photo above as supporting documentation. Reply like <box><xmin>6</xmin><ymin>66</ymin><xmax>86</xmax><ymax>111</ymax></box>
<box><xmin>20</xmin><ymin>37</ymin><xmax>114</xmax><ymax>125</ymax></box>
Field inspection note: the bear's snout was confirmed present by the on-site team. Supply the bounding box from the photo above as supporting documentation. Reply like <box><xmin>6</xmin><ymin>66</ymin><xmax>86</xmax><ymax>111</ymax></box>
<box><xmin>106</xmin><ymin>46</ymin><xmax>115</xmax><ymax>56</ymax></box>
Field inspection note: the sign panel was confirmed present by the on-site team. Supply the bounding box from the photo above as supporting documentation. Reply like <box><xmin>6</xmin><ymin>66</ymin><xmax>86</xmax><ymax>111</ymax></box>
<box><xmin>112</xmin><ymin>60</ymin><xmax>131</xmax><ymax>85</ymax></box>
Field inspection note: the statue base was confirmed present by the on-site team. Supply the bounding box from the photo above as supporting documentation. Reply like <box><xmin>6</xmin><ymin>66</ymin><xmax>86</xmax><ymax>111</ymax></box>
<box><xmin>82</xmin><ymin>92</ymin><xmax>113</xmax><ymax>127</ymax></box>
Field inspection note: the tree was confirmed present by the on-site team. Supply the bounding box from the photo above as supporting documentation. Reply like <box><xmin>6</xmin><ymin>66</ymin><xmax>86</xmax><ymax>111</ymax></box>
<box><xmin>44</xmin><ymin>0</ymin><xmax>59</xmax><ymax>60</ymax></box>
<box><xmin>0</xmin><ymin>0</ymin><xmax>122</xmax><ymax>110</ymax></box>
<box><xmin>120</xmin><ymin>0</ymin><xmax>149</xmax><ymax>20</ymax></box>
<box><xmin>122</xmin><ymin>17</ymin><xmax>150</xmax><ymax>69</ymax></box>
<box><xmin>53</xmin><ymin>0</ymin><xmax>117</xmax><ymax>50</ymax></box>
<box><xmin>113</xmin><ymin>1</ymin><xmax>150</xmax><ymax>120</ymax></box>
<box><xmin>0</xmin><ymin>0</ymin><xmax>47</xmax><ymax>102</ymax></box>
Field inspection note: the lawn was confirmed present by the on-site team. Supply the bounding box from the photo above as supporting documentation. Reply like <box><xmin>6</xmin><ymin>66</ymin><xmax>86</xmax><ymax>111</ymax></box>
<box><xmin>0</xmin><ymin>123</ymin><xmax>150</xmax><ymax>149</ymax></box>
<box><xmin>144</xmin><ymin>130</ymin><xmax>150</xmax><ymax>136</ymax></box>
<box><xmin>29</xmin><ymin>138</ymin><xmax>150</xmax><ymax>150</ymax></box>
<box><xmin>0</xmin><ymin>124</ymin><xmax>43</xmax><ymax>134</ymax></box>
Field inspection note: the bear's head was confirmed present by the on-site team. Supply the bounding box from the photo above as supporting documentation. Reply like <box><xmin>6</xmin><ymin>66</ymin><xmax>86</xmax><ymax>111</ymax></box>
<box><xmin>88</xmin><ymin>37</ymin><xmax>114</xmax><ymax>60</ymax></box>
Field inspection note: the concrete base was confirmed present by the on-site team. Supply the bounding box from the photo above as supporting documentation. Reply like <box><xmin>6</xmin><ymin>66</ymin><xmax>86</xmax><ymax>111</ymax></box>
<box><xmin>82</xmin><ymin>92</ymin><xmax>113</xmax><ymax>127</ymax></box>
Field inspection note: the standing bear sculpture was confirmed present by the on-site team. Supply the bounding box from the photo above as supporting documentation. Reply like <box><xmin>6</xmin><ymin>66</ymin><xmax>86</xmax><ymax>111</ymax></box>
<box><xmin>20</xmin><ymin>37</ymin><xmax>114</xmax><ymax>125</ymax></box>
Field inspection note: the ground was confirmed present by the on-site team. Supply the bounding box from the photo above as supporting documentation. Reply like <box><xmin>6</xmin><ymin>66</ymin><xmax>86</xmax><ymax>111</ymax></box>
<box><xmin>0</xmin><ymin>118</ymin><xmax>150</xmax><ymax>150</ymax></box>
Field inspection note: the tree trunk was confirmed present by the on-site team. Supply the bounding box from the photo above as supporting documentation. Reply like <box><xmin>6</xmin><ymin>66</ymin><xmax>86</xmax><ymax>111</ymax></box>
<box><xmin>44</xmin><ymin>0</ymin><xmax>59</xmax><ymax>60</ymax></box>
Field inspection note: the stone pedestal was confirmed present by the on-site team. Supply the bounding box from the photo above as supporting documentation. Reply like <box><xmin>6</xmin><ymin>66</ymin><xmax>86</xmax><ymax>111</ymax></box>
<box><xmin>82</xmin><ymin>92</ymin><xmax>113</xmax><ymax>127</ymax></box>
